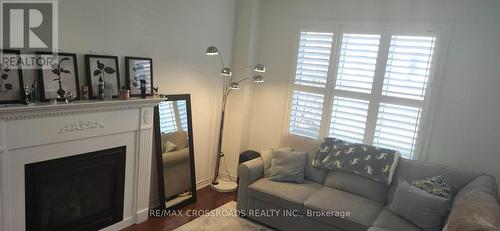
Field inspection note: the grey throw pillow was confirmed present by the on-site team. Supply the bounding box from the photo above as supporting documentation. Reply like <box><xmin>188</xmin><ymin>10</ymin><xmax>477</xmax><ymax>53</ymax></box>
<box><xmin>261</xmin><ymin>147</ymin><xmax>293</xmax><ymax>177</ymax></box>
<box><xmin>389</xmin><ymin>179</ymin><xmax>451</xmax><ymax>231</ymax></box>
<box><xmin>269</xmin><ymin>150</ymin><xmax>307</xmax><ymax>183</ymax></box>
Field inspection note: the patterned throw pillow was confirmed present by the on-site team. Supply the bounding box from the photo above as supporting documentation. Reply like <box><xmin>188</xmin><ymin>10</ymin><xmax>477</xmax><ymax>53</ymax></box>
<box><xmin>411</xmin><ymin>175</ymin><xmax>451</xmax><ymax>199</ymax></box>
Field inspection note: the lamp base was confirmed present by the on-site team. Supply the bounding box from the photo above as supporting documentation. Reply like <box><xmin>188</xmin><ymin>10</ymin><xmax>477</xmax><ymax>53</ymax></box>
<box><xmin>211</xmin><ymin>179</ymin><xmax>238</xmax><ymax>192</ymax></box>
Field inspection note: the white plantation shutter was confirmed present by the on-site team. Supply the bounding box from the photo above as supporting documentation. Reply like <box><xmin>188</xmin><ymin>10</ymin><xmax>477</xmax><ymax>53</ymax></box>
<box><xmin>373</xmin><ymin>35</ymin><xmax>436</xmax><ymax>158</ymax></box>
<box><xmin>289</xmin><ymin>91</ymin><xmax>325</xmax><ymax>139</ymax></box>
<box><xmin>159</xmin><ymin>101</ymin><xmax>189</xmax><ymax>133</ymax></box>
<box><xmin>373</xmin><ymin>104</ymin><xmax>422</xmax><ymax>158</ymax></box>
<box><xmin>295</xmin><ymin>32</ymin><xmax>333</xmax><ymax>88</ymax></box>
<box><xmin>176</xmin><ymin>101</ymin><xmax>188</xmax><ymax>131</ymax></box>
<box><xmin>289</xmin><ymin>31</ymin><xmax>334</xmax><ymax>138</ymax></box>
<box><xmin>288</xmin><ymin>26</ymin><xmax>440</xmax><ymax>160</ymax></box>
<box><xmin>336</xmin><ymin>34</ymin><xmax>380</xmax><ymax>93</ymax></box>
<box><xmin>159</xmin><ymin>101</ymin><xmax>177</xmax><ymax>133</ymax></box>
<box><xmin>382</xmin><ymin>36</ymin><xmax>436</xmax><ymax>100</ymax></box>
<box><xmin>329</xmin><ymin>97</ymin><xmax>369</xmax><ymax>143</ymax></box>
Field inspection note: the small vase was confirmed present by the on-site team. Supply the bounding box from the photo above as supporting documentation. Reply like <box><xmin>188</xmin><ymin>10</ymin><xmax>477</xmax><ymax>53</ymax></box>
<box><xmin>57</xmin><ymin>81</ymin><xmax>65</xmax><ymax>98</ymax></box>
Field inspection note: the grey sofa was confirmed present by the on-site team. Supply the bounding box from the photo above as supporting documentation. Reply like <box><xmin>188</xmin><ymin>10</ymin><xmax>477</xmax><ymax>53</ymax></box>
<box><xmin>161</xmin><ymin>130</ymin><xmax>191</xmax><ymax>198</ymax></box>
<box><xmin>237</xmin><ymin>138</ymin><xmax>498</xmax><ymax>231</ymax></box>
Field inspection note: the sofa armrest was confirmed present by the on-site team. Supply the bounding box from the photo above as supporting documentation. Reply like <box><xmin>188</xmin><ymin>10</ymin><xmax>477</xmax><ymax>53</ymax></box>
<box><xmin>236</xmin><ymin>158</ymin><xmax>264</xmax><ymax>212</ymax></box>
<box><xmin>453</xmin><ymin>174</ymin><xmax>498</xmax><ymax>207</ymax></box>
<box><xmin>162</xmin><ymin>148</ymin><xmax>189</xmax><ymax>167</ymax></box>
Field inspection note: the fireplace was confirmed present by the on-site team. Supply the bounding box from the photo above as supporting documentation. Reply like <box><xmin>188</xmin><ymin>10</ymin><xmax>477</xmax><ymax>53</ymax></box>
<box><xmin>25</xmin><ymin>146</ymin><xmax>126</xmax><ymax>231</ymax></box>
<box><xmin>1</xmin><ymin>98</ymin><xmax>162</xmax><ymax>230</ymax></box>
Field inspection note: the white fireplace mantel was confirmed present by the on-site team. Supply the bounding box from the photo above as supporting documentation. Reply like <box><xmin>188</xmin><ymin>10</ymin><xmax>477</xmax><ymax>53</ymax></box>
<box><xmin>0</xmin><ymin>98</ymin><xmax>165</xmax><ymax>231</ymax></box>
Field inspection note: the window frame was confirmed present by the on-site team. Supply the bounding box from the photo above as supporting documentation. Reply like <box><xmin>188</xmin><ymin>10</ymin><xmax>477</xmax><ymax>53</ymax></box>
<box><xmin>284</xmin><ymin>21</ymin><xmax>450</xmax><ymax>160</ymax></box>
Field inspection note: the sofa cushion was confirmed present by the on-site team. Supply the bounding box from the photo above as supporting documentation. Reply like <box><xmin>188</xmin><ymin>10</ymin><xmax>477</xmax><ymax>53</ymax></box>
<box><xmin>367</xmin><ymin>227</ymin><xmax>393</xmax><ymax>231</ymax></box>
<box><xmin>248</xmin><ymin>178</ymin><xmax>322</xmax><ymax>211</ymax></box>
<box><xmin>387</xmin><ymin>158</ymin><xmax>480</xmax><ymax>205</ymax></box>
<box><xmin>260</xmin><ymin>147</ymin><xmax>293</xmax><ymax>177</ymax></box>
<box><xmin>389</xmin><ymin>179</ymin><xmax>450</xmax><ymax>231</ymax></box>
<box><xmin>372</xmin><ymin>209</ymin><xmax>422</xmax><ymax>231</ymax></box>
<box><xmin>279</xmin><ymin>134</ymin><xmax>328</xmax><ymax>184</ymax></box>
<box><xmin>324</xmin><ymin>171</ymin><xmax>388</xmax><ymax>203</ymax></box>
<box><xmin>269</xmin><ymin>150</ymin><xmax>308</xmax><ymax>183</ymax></box>
<box><xmin>304</xmin><ymin>186</ymin><xmax>383</xmax><ymax>231</ymax></box>
<box><xmin>161</xmin><ymin>130</ymin><xmax>188</xmax><ymax>152</ymax></box>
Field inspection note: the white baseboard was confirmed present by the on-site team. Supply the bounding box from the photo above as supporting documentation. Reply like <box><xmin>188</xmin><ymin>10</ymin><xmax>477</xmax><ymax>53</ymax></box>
<box><xmin>100</xmin><ymin>216</ymin><xmax>134</xmax><ymax>231</ymax></box>
<box><xmin>197</xmin><ymin>175</ymin><xmax>238</xmax><ymax>190</ymax></box>
<box><xmin>196</xmin><ymin>177</ymin><xmax>213</xmax><ymax>189</ymax></box>
<box><xmin>148</xmin><ymin>177</ymin><xmax>213</xmax><ymax>209</ymax></box>
<box><xmin>136</xmin><ymin>208</ymin><xmax>150</xmax><ymax>223</ymax></box>
<box><xmin>148</xmin><ymin>176</ymin><xmax>234</xmax><ymax>209</ymax></box>
<box><xmin>149</xmin><ymin>198</ymin><xmax>160</xmax><ymax>209</ymax></box>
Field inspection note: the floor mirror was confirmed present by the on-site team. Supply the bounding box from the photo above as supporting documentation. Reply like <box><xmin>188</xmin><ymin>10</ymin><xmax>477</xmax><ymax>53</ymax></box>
<box><xmin>154</xmin><ymin>94</ymin><xmax>196</xmax><ymax>210</ymax></box>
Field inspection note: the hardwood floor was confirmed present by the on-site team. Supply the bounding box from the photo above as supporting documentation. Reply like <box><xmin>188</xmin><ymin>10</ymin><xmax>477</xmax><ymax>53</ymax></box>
<box><xmin>121</xmin><ymin>187</ymin><xmax>237</xmax><ymax>231</ymax></box>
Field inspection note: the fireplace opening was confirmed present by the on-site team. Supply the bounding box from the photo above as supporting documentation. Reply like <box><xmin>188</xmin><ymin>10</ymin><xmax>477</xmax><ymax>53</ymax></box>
<box><xmin>25</xmin><ymin>146</ymin><xmax>126</xmax><ymax>231</ymax></box>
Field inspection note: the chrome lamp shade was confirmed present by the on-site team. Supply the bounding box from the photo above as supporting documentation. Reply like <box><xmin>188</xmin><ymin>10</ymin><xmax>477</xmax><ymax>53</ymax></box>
<box><xmin>253</xmin><ymin>64</ymin><xmax>266</xmax><ymax>73</ymax></box>
<box><xmin>230</xmin><ymin>82</ymin><xmax>240</xmax><ymax>90</ymax></box>
<box><xmin>206</xmin><ymin>46</ymin><xmax>219</xmax><ymax>56</ymax></box>
<box><xmin>220</xmin><ymin>67</ymin><xmax>232</xmax><ymax>76</ymax></box>
<box><xmin>253</xmin><ymin>75</ymin><xmax>264</xmax><ymax>83</ymax></box>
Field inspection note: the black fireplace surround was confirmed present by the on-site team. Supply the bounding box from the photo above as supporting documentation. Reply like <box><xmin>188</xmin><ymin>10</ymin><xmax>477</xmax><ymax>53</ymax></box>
<box><xmin>25</xmin><ymin>146</ymin><xmax>126</xmax><ymax>231</ymax></box>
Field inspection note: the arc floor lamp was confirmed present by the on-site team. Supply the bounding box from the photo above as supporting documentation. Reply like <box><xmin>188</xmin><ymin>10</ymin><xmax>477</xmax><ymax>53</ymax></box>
<box><xmin>206</xmin><ymin>46</ymin><xmax>265</xmax><ymax>192</ymax></box>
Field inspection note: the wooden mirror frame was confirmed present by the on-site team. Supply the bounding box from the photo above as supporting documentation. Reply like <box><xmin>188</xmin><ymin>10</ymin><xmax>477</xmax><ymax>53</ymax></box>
<box><xmin>154</xmin><ymin>94</ymin><xmax>197</xmax><ymax>211</ymax></box>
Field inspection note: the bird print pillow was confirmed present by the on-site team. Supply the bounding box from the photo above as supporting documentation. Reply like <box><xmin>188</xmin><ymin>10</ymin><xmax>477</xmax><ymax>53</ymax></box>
<box><xmin>312</xmin><ymin>137</ymin><xmax>400</xmax><ymax>185</ymax></box>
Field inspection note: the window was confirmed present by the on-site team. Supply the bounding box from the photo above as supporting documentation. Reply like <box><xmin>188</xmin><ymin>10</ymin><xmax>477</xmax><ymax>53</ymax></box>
<box><xmin>288</xmin><ymin>25</ymin><xmax>438</xmax><ymax>159</ymax></box>
<box><xmin>158</xmin><ymin>101</ymin><xmax>188</xmax><ymax>133</ymax></box>
<box><xmin>329</xmin><ymin>97</ymin><xmax>369</xmax><ymax>144</ymax></box>
<box><xmin>288</xmin><ymin>32</ymin><xmax>333</xmax><ymax>139</ymax></box>
<box><xmin>336</xmin><ymin>34</ymin><xmax>380</xmax><ymax>93</ymax></box>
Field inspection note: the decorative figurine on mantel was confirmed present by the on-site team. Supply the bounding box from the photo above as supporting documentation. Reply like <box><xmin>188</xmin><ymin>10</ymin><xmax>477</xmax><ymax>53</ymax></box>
<box><xmin>140</xmin><ymin>79</ymin><xmax>146</xmax><ymax>99</ymax></box>
<box><xmin>98</xmin><ymin>76</ymin><xmax>105</xmax><ymax>100</ymax></box>
<box><xmin>119</xmin><ymin>86</ymin><xmax>130</xmax><ymax>100</ymax></box>
<box><xmin>81</xmin><ymin>85</ymin><xmax>89</xmax><ymax>100</ymax></box>
<box><xmin>31</xmin><ymin>81</ymin><xmax>39</xmax><ymax>103</ymax></box>
<box><xmin>23</xmin><ymin>86</ymin><xmax>31</xmax><ymax>105</ymax></box>
<box><xmin>153</xmin><ymin>86</ymin><xmax>159</xmax><ymax>97</ymax></box>
<box><xmin>65</xmin><ymin>91</ymin><xmax>74</xmax><ymax>103</ymax></box>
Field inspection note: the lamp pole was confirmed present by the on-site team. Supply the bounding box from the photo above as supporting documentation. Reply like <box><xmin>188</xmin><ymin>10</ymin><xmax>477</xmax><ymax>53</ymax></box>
<box><xmin>206</xmin><ymin>46</ymin><xmax>265</xmax><ymax>192</ymax></box>
<box><xmin>212</xmin><ymin>81</ymin><xmax>231</xmax><ymax>186</ymax></box>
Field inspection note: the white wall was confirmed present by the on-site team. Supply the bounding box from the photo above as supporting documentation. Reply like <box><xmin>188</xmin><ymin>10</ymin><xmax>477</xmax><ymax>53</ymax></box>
<box><xmin>235</xmin><ymin>0</ymin><xmax>500</xmax><ymax>193</ymax></box>
<box><xmin>219</xmin><ymin>0</ymin><xmax>261</xmax><ymax>177</ymax></box>
<box><xmin>19</xmin><ymin>0</ymin><xmax>237</xmax><ymax>205</ymax></box>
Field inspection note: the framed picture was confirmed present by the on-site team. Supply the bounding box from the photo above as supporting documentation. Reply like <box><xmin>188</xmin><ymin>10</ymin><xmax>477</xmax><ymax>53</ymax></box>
<box><xmin>85</xmin><ymin>55</ymin><xmax>120</xmax><ymax>99</ymax></box>
<box><xmin>0</xmin><ymin>49</ymin><xmax>24</xmax><ymax>104</ymax></box>
<box><xmin>37</xmin><ymin>52</ymin><xmax>80</xmax><ymax>101</ymax></box>
<box><xmin>125</xmin><ymin>57</ymin><xmax>153</xmax><ymax>97</ymax></box>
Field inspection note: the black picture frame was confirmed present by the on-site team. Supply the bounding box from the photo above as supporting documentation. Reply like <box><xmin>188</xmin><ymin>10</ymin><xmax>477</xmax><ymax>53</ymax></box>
<box><xmin>154</xmin><ymin>94</ymin><xmax>197</xmax><ymax>211</ymax></box>
<box><xmin>125</xmin><ymin>57</ymin><xmax>153</xmax><ymax>97</ymax></box>
<box><xmin>85</xmin><ymin>54</ymin><xmax>120</xmax><ymax>99</ymax></box>
<box><xmin>0</xmin><ymin>49</ymin><xmax>24</xmax><ymax>104</ymax></box>
<box><xmin>36</xmin><ymin>52</ymin><xmax>80</xmax><ymax>101</ymax></box>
